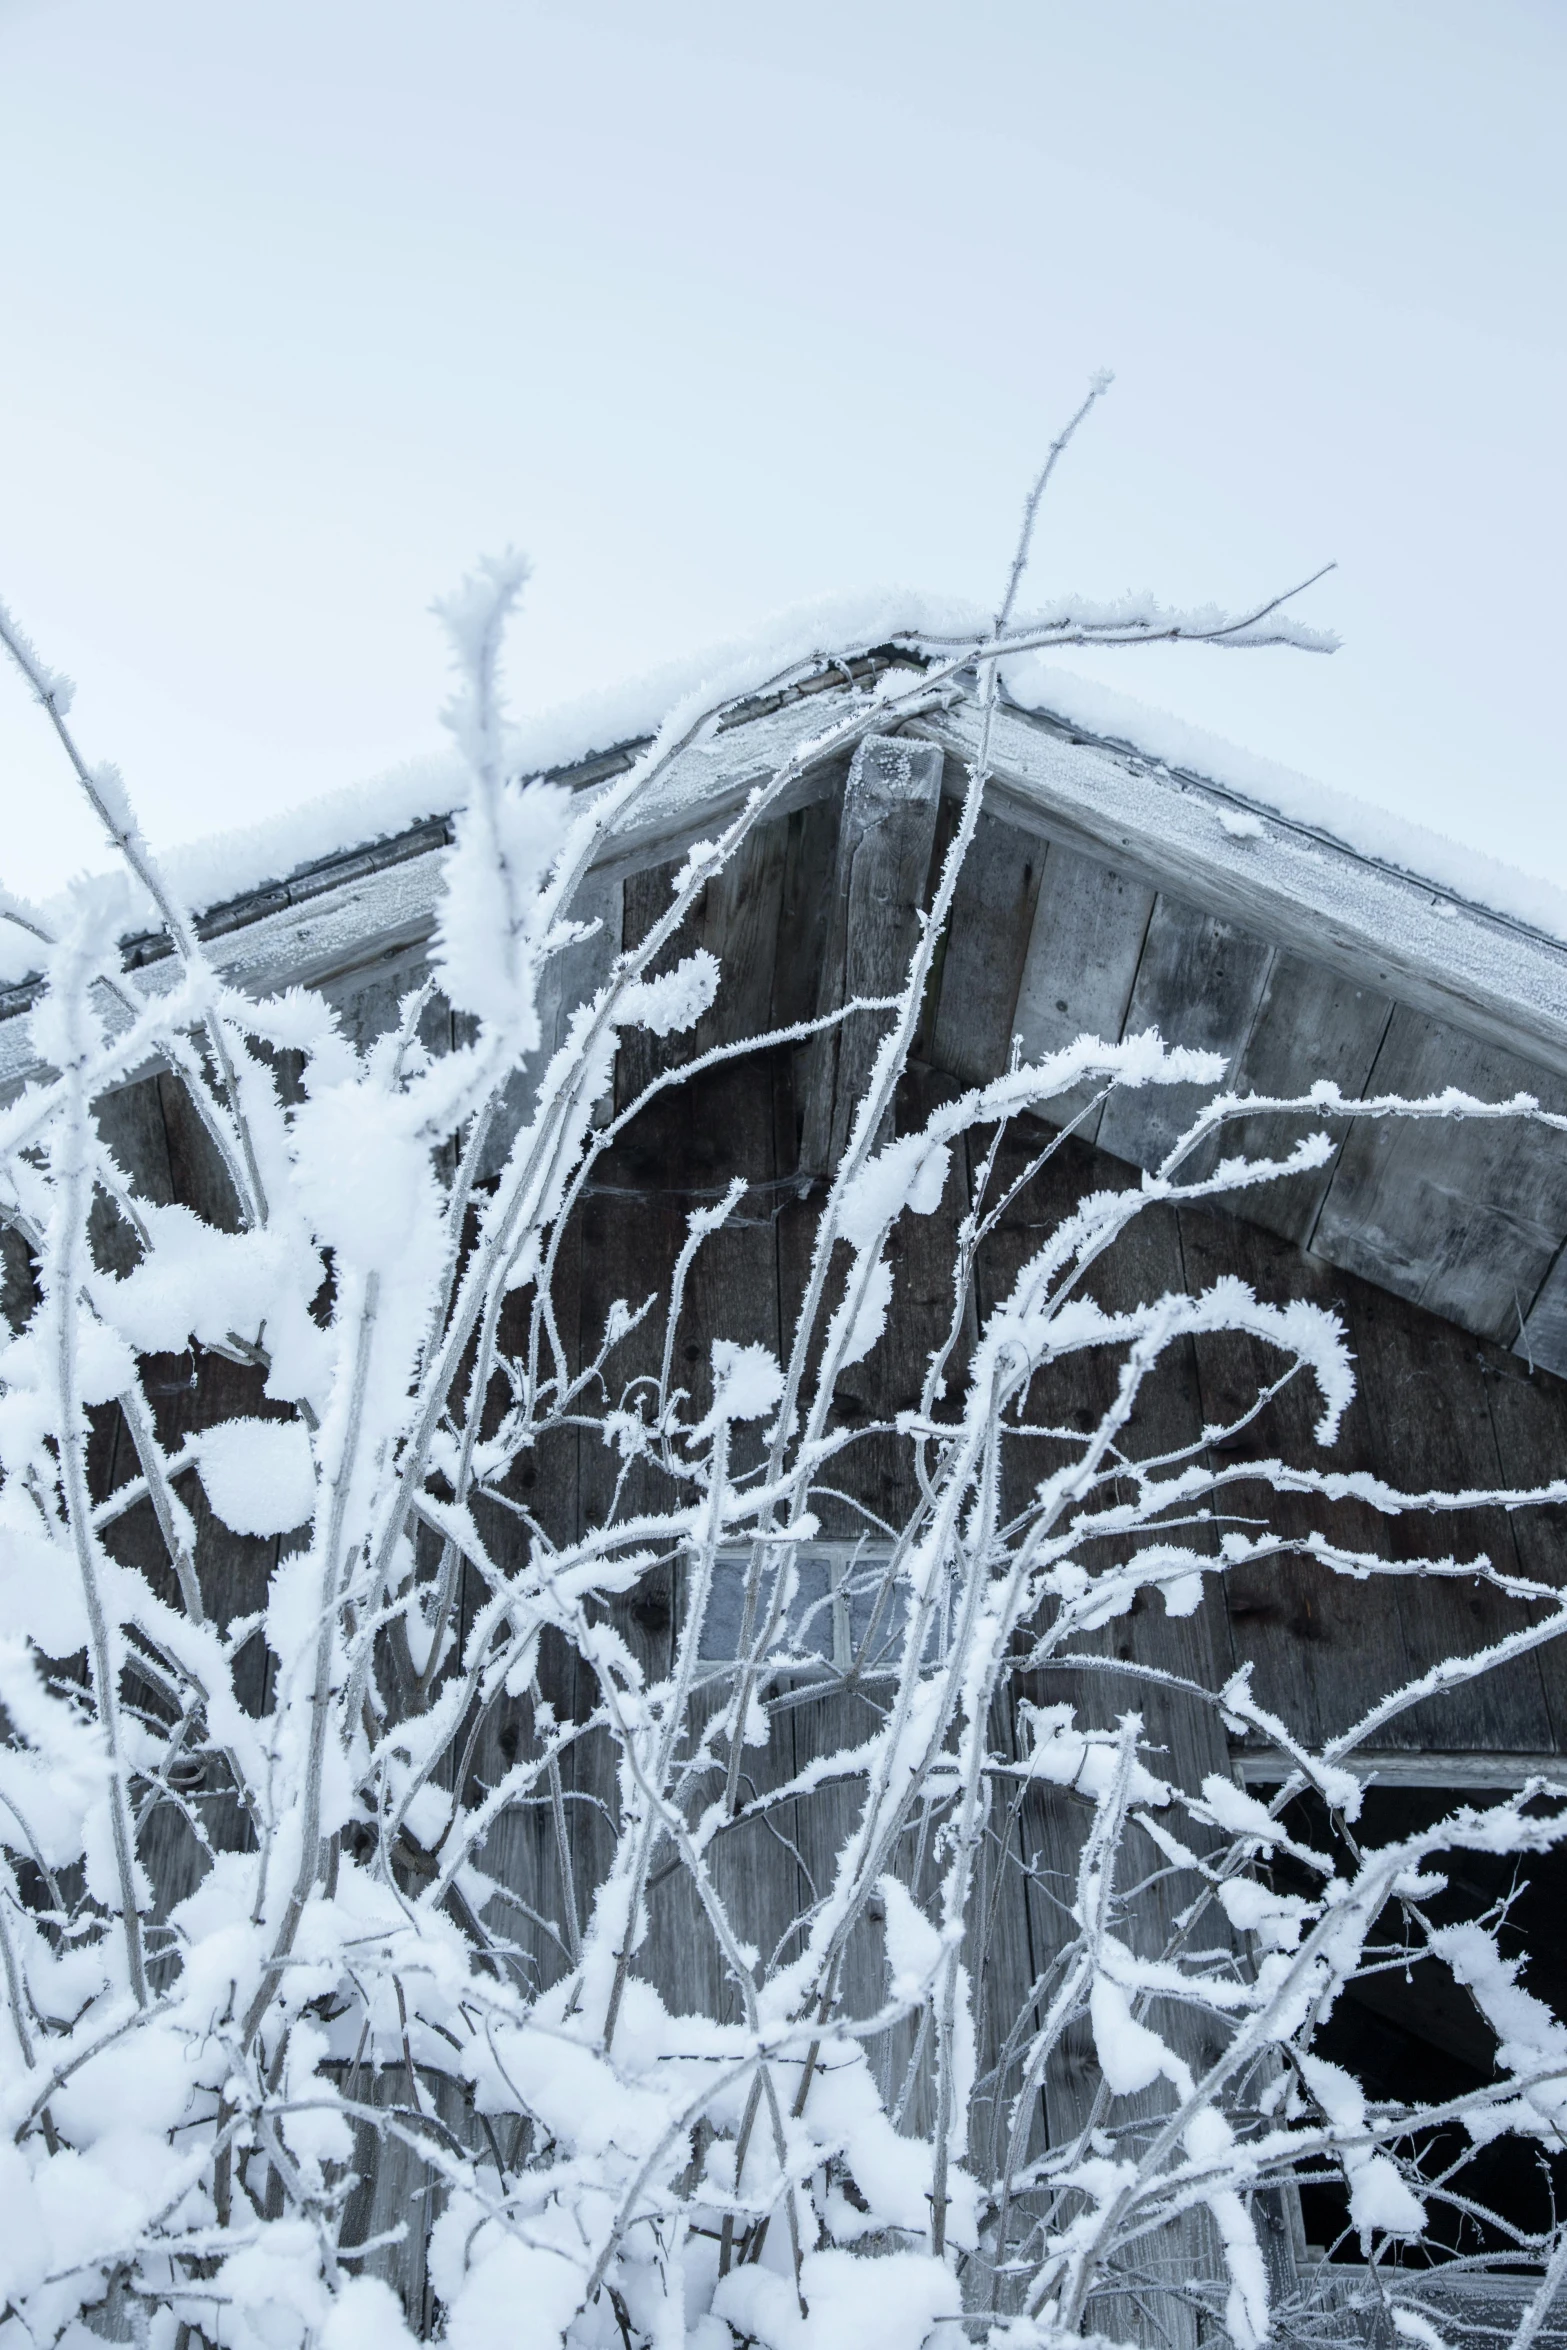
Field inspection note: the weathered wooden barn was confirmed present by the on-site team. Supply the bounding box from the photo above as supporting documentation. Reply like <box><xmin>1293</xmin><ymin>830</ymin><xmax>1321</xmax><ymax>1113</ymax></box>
<box><xmin>6</xmin><ymin>654</ymin><xmax>1567</xmax><ymax>2342</ymax></box>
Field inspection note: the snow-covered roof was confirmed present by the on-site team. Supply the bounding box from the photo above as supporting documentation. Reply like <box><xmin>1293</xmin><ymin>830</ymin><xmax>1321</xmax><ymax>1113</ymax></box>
<box><xmin>5</xmin><ymin>591</ymin><xmax>1567</xmax><ymax>994</ymax></box>
<box><xmin>7</xmin><ymin>632</ymin><xmax>1567</xmax><ymax>1377</ymax></box>
<box><xmin>7</xmin><ymin>629</ymin><xmax>1567</xmax><ymax>1068</ymax></box>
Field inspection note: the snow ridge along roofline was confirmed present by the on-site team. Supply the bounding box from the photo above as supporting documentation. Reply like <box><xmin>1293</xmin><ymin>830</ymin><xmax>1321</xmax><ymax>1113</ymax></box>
<box><xmin>0</xmin><ymin>645</ymin><xmax>914</xmax><ymax>1030</ymax></box>
<box><xmin>6</xmin><ymin>651</ymin><xmax>1567</xmax><ymax>1090</ymax></box>
<box><xmin>931</xmin><ymin>690</ymin><xmax>1567</xmax><ymax>1081</ymax></box>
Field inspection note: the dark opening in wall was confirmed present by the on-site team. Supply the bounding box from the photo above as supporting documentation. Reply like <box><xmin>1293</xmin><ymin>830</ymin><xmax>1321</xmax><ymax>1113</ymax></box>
<box><xmin>1269</xmin><ymin>1784</ymin><xmax>1567</xmax><ymax>2269</ymax></box>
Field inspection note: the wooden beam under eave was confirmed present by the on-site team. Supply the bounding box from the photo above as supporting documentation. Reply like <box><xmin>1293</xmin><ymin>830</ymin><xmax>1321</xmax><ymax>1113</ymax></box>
<box><xmin>797</xmin><ymin>734</ymin><xmax>945</xmax><ymax>1177</ymax></box>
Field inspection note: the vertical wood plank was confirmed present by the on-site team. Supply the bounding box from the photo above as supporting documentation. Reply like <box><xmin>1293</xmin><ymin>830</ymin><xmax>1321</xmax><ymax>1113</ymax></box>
<box><xmin>53</xmin><ymin>1073</ymin><xmax>283</xmax><ymax>1952</ymax></box>
<box><xmin>460</xmin><ymin>1200</ymin><xmax>586</xmax><ymax>1999</ymax></box>
<box><xmin>1179</xmin><ymin>1203</ymin><xmax>1417</xmax><ymax>1755</ymax></box>
<box><xmin>1477</xmin><ymin>1354</ymin><xmax>1567</xmax><ymax>1747</ymax></box>
<box><xmin>0</xmin><ymin>1222</ymin><xmax>34</xmax><ymax>1335</ymax></box>
<box><xmin>927</xmin><ymin>810</ymin><xmax>1044</xmax><ymax>1085</ymax></box>
<box><xmin>798</xmin><ymin>736</ymin><xmax>944</xmax><ymax>1174</ymax></box>
<box><xmin>778</xmin><ymin>1072</ymin><xmax>979</xmax><ymax>2122</ymax></box>
<box><xmin>1517</xmin><ymin>1243</ymin><xmax>1567</xmax><ymax>1382</ymax></box>
<box><xmin>773</xmin><ymin>798</ymin><xmax>842</xmax><ymax>1037</ymax></box>
<box><xmin>1010</xmin><ymin>843</ymin><xmax>1156</xmax><ymax>1141</ymax></box>
<box><xmin>319</xmin><ymin>945</ymin><xmax>433</xmax><ymax>1055</ymax></box>
<box><xmin>1095</xmin><ymin>896</ymin><xmax>1273</xmax><ymax>1174</ymax></box>
<box><xmin>1335</xmin><ymin>1274</ymin><xmax>1555</xmax><ymax>1752</ymax></box>
<box><xmin>564</xmin><ymin>819</ymin><xmax>804</xmax><ymax>2023</ymax></box>
<box><xmin>1206</xmin><ymin>951</ymin><xmax>1393</xmax><ymax>1245</ymax></box>
<box><xmin>643</xmin><ymin>1060</ymin><xmax>799</xmax><ymax>2026</ymax></box>
<box><xmin>478</xmin><ymin>868</ymin><xmax>623</xmax><ymax>1179</ymax></box>
<box><xmin>970</xmin><ymin>1124</ymin><xmax>1234</xmax><ymax>2341</ymax></box>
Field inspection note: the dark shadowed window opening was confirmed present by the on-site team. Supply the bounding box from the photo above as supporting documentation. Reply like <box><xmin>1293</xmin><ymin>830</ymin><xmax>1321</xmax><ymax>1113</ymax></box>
<box><xmin>1269</xmin><ymin>1784</ymin><xmax>1567</xmax><ymax>2273</ymax></box>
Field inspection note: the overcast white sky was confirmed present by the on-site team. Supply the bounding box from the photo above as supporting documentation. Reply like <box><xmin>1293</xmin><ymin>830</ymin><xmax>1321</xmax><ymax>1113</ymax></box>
<box><xmin>1</xmin><ymin>0</ymin><xmax>1563</xmax><ymax>903</ymax></box>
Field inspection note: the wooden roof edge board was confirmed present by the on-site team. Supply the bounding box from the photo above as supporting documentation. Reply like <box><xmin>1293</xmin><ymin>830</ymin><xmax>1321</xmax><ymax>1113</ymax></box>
<box><xmin>918</xmin><ymin>700</ymin><xmax>1567</xmax><ymax>1084</ymax></box>
<box><xmin>0</xmin><ymin>816</ymin><xmax>458</xmax><ymax>1033</ymax></box>
<box><xmin>0</xmin><ymin>851</ymin><xmax>445</xmax><ymax>1099</ymax></box>
<box><xmin>1232</xmin><ymin>1748</ymin><xmax>1566</xmax><ymax>1788</ymax></box>
<box><xmin>996</xmin><ymin>688</ymin><xmax>1567</xmax><ymax>964</ymax></box>
<box><xmin>0</xmin><ymin>688</ymin><xmax>877</xmax><ymax>1102</ymax></box>
<box><xmin>0</xmin><ymin>645</ymin><xmax>919</xmax><ymax>1029</ymax></box>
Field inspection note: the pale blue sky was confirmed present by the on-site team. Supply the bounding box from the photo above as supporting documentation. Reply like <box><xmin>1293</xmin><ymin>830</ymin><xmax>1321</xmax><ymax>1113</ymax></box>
<box><xmin>2</xmin><ymin>1</ymin><xmax>1563</xmax><ymax>900</ymax></box>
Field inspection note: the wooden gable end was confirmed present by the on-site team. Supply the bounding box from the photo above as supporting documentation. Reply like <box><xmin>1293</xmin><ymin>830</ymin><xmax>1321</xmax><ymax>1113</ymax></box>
<box><xmin>6</xmin><ymin>676</ymin><xmax>1567</xmax><ymax>1803</ymax></box>
<box><xmin>8</xmin><ymin>685</ymin><xmax>1567</xmax><ymax>2341</ymax></box>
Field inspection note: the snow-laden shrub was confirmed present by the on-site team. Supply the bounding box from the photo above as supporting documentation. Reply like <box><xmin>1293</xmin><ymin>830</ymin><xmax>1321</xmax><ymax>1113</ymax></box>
<box><xmin>5</xmin><ymin>400</ymin><xmax>1567</xmax><ymax>2350</ymax></box>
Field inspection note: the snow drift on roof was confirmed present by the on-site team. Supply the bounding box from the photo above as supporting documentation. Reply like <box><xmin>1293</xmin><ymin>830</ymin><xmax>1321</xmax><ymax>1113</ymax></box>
<box><xmin>3</xmin><ymin>587</ymin><xmax>1564</xmax><ymax>987</ymax></box>
<box><xmin>999</xmin><ymin>654</ymin><xmax>1567</xmax><ymax>946</ymax></box>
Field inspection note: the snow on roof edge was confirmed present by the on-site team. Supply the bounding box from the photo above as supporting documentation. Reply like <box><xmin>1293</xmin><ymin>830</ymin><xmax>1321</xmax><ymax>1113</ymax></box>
<box><xmin>1000</xmin><ymin>654</ymin><xmax>1567</xmax><ymax>948</ymax></box>
<box><xmin>4</xmin><ymin>587</ymin><xmax>1563</xmax><ymax>986</ymax></box>
<box><xmin>0</xmin><ymin>590</ymin><xmax>977</xmax><ymax>988</ymax></box>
